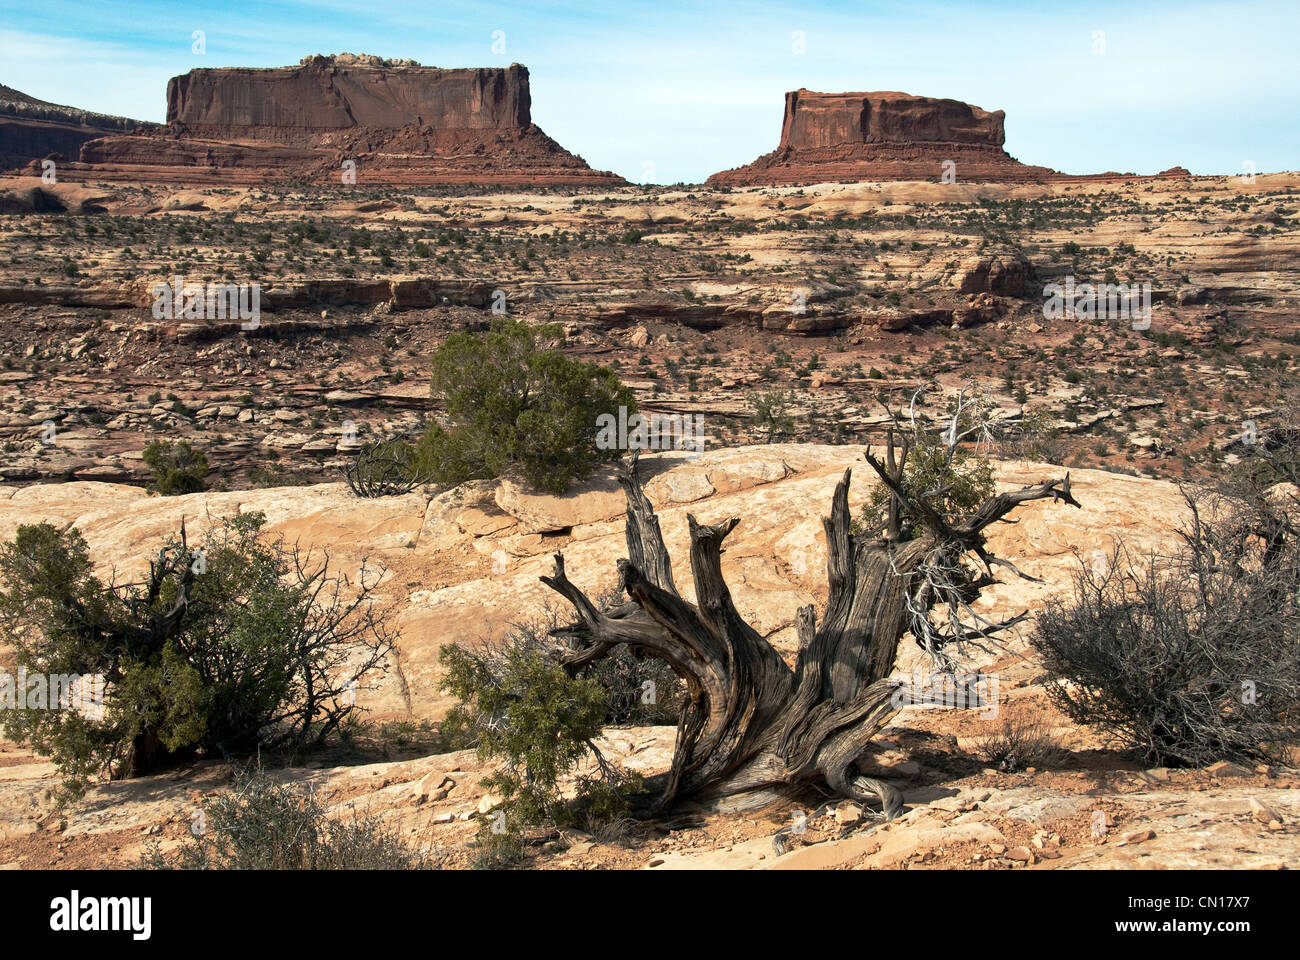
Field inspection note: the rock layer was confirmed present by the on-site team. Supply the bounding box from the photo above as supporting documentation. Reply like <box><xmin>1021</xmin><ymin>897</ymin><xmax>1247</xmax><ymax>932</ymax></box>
<box><xmin>55</xmin><ymin>55</ymin><xmax>623</xmax><ymax>187</ymax></box>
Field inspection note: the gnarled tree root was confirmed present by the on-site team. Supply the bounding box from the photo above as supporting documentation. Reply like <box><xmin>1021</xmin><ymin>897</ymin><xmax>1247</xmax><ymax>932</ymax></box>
<box><xmin>543</xmin><ymin>449</ymin><xmax>1080</xmax><ymax>817</ymax></box>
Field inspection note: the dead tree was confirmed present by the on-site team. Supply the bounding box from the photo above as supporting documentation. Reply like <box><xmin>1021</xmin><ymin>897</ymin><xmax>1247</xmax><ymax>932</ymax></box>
<box><xmin>345</xmin><ymin>439</ymin><xmax>430</xmax><ymax>498</ymax></box>
<box><xmin>542</xmin><ymin>427</ymin><xmax>1081</xmax><ymax>818</ymax></box>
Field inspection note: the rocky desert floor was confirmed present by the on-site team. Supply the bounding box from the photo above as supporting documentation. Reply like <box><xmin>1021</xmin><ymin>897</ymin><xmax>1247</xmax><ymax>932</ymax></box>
<box><xmin>0</xmin><ymin>445</ymin><xmax>1295</xmax><ymax>870</ymax></box>
<box><xmin>0</xmin><ymin>169</ymin><xmax>1296</xmax><ymax>870</ymax></box>
<box><xmin>0</xmin><ymin>171</ymin><xmax>1296</xmax><ymax>488</ymax></box>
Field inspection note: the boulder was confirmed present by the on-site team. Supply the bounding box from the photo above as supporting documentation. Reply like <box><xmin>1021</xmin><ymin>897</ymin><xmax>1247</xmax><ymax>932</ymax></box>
<box><xmin>1206</xmin><ymin>760</ymin><xmax>1252</xmax><ymax>779</ymax></box>
<box><xmin>494</xmin><ymin>472</ymin><xmax>627</xmax><ymax>533</ymax></box>
<box><xmin>956</xmin><ymin>250</ymin><xmax>1031</xmax><ymax>296</ymax></box>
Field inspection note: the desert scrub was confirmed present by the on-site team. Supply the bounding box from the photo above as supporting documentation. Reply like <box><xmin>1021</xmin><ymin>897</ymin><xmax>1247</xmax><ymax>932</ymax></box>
<box><xmin>974</xmin><ymin>716</ymin><xmax>1069</xmax><ymax>772</ymax></box>
<box><xmin>344</xmin><ymin>437</ymin><xmax>428</xmax><ymax>498</ymax></box>
<box><xmin>0</xmin><ymin>512</ymin><xmax>396</xmax><ymax>799</ymax></box>
<box><xmin>1032</xmin><ymin>485</ymin><xmax>1300</xmax><ymax>767</ymax></box>
<box><xmin>748</xmin><ymin>389</ymin><xmax>795</xmax><ymax>442</ymax></box>
<box><xmin>142</xmin><ymin>439</ymin><xmax>209</xmax><ymax>495</ymax></box>
<box><xmin>857</xmin><ymin>390</ymin><xmax>997</xmax><ymax>539</ymax></box>
<box><xmin>438</xmin><ymin>623</ymin><xmax>647</xmax><ymax>867</ymax></box>
<box><xmin>415</xmin><ymin>315</ymin><xmax>634</xmax><ymax>494</ymax></box>
<box><xmin>142</xmin><ymin>766</ymin><xmax>434</xmax><ymax>869</ymax></box>
<box><xmin>996</xmin><ymin>406</ymin><xmax>1065</xmax><ymax>464</ymax></box>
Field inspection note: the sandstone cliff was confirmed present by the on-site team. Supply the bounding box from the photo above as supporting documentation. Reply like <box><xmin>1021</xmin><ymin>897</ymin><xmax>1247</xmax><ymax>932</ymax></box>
<box><xmin>708</xmin><ymin>89</ymin><xmax>1182</xmax><ymax>186</ymax></box>
<box><xmin>778</xmin><ymin>90</ymin><xmax>1005</xmax><ymax>151</ymax></box>
<box><xmin>166</xmin><ymin>58</ymin><xmax>532</xmax><ymax>140</ymax></box>
<box><xmin>0</xmin><ymin>82</ymin><xmax>151</xmax><ymax>171</ymax></box>
<box><xmin>61</xmin><ymin>55</ymin><xmax>622</xmax><ymax>187</ymax></box>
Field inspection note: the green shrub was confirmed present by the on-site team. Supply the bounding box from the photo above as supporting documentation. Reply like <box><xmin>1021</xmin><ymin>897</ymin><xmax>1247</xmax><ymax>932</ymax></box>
<box><xmin>748</xmin><ymin>390</ymin><xmax>795</xmax><ymax>442</ymax></box>
<box><xmin>415</xmin><ymin>316</ymin><xmax>634</xmax><ymax>494</ymax></box>
<box><xmin>0</xmin><ymin>513</ymin><xmax>395</xmax><ymax>798</ymax></box>
<box><xmin>142</xmin><ymin>440</ymin><xmax>208</xmax><ymax>495</ymax></box>
<box><xmin>997</xmin><ymin>407</ymin><xmax>1065</xmax><ymax>464</ymax></box>
<box><xmin>859</xmin><ymin>424</ymin><xmax>995</xmax><ymax>539</ymax></box>
<box><xmin>438</xmin><ymin>624</ymin><xmax>646</xmax><ymax>865</ymax></box>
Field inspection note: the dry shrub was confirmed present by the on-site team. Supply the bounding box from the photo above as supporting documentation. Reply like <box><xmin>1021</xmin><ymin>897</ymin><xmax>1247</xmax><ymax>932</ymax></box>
<box><xmin>975</xmin><ymin>716</ymin><xmax>1069</xmax><ymax>772</ymax></box>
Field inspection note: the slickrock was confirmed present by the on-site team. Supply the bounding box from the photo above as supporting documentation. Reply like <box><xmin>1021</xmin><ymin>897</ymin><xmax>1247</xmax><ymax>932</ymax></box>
<box><xmin>0</xmin><ymin>444</ymin><xmax>1191</xmax><ymax>719</ymax></box>
<box><xmin>1</xmin><ymin>448</ymin><xmax>1295</xmax><ymax>871</ymax></box>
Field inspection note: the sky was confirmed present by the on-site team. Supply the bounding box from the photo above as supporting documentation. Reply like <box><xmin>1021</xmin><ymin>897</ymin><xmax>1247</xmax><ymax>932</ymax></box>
<box><xmin>1</xmin><ymin>0</ymin><xmax>1295</xmax><ymax>183</ymax></box>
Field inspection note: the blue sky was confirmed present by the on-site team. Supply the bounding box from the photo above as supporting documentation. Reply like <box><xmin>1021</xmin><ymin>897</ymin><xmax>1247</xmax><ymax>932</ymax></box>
<box><xmin>1</xmin><ymin>0</ymin><xmax>1295</xmax><ymax>183</ymax></box>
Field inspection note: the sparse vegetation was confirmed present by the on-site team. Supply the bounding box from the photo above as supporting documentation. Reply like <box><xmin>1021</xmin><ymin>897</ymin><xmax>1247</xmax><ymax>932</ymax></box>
<box><xmin>142</xmin><ymin>765</ymin><xmax>434</xmax><ymax>869</ymax></box>
<box><xmin>438</xmin><ymin>622</ymin><xmax>646</xmax><ymax>867</ymax></box>
<box><xmin>345</xmin><ymin>438</ymin><xmax>428</xmax><ymax>497</ymax></box>
<box><xmin>748</xmin><ymin>389</ymin><xmax>795</xmax><ymax>442</ymax></box>
<box><xmin>858</xmin><ymin>392</ymin><xmax>997</xmax><ymax>539</ymax></box>
<box><xmin>975</xmin><ymin>716</ymin><xmax>1068</xmax><ymax>772</ymax></box>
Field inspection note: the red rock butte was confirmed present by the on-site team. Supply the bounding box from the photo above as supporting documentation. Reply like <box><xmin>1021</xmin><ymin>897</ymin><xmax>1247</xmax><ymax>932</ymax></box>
<box><xmin>707</xmin><ymin>89</ymin><xmax>1179</xmax><ymax>186</ymax></box>
<box><xmin>52</xmin><ymin>54</ymin><xmax>624</xmax><ymax>186</ymax></box>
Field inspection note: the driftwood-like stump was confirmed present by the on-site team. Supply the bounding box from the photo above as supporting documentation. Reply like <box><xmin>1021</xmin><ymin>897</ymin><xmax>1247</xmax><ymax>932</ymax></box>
<box><xmin>543</xmin><ymin>443</ymin><xmax>1080</xmax><ymax>817</ymax></box>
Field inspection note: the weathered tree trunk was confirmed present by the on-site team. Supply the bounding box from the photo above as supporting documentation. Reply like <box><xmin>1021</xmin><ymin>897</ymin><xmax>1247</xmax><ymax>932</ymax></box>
<box><xmin>544</xmin><ymin>444</ymin><xmax>1080</xmax><ymax>818</ymax></box>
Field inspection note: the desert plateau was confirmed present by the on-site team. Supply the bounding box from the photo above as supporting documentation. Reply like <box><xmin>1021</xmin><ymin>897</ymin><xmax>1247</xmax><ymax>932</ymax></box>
<box><xmin>0</xmin><ymin>3</ymin><xmax>1295</xmax><ymax>929</ymax></box>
